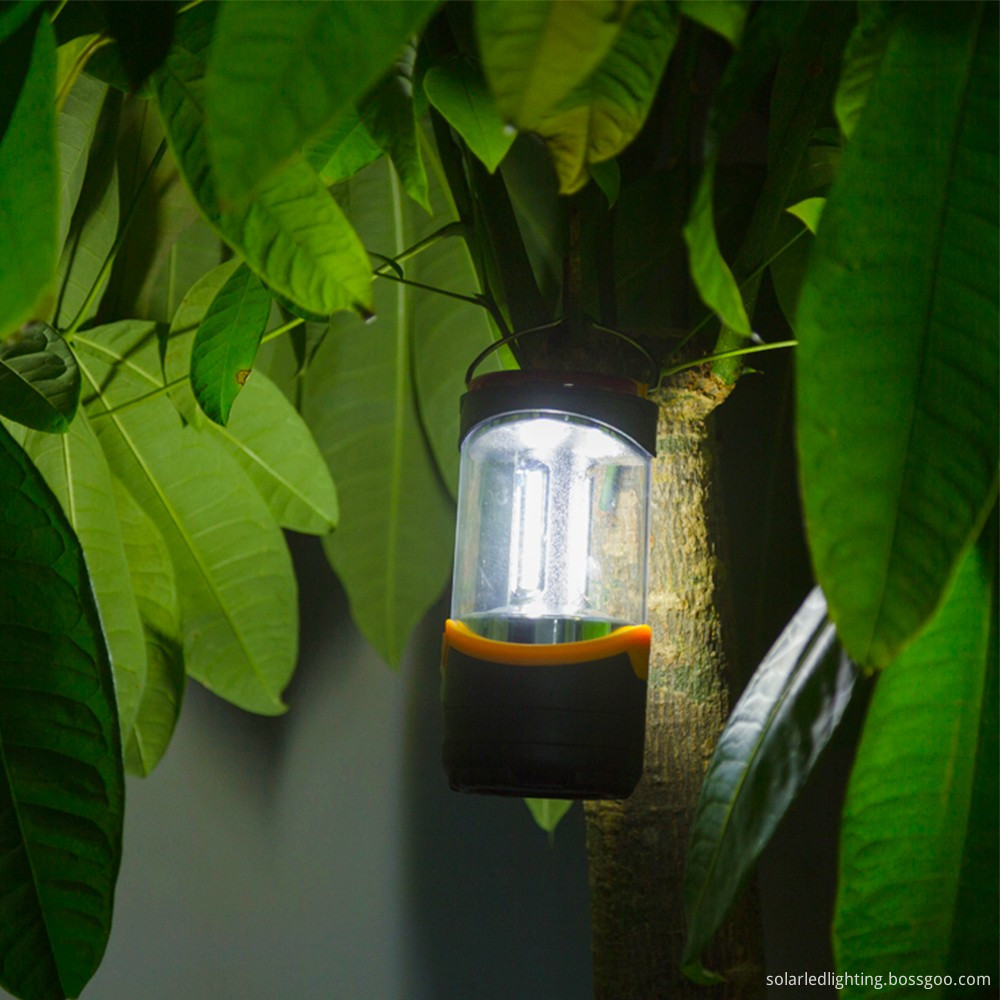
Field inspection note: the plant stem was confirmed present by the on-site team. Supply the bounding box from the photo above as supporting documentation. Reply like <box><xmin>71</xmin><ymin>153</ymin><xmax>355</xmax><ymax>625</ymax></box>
<box><xmin>373</xmin><ymin>222</ymin><xmax>465</xmax><ymax>276</ymax></box>
<box><xmin>661</xmin><ymin>340</ymin><xmax>797</xmax><ymax>379</ymax></box>
<box><xmin>63</xmin><ymin>139</ymin><xmax>169</xmax><ymax>340</ymax></box>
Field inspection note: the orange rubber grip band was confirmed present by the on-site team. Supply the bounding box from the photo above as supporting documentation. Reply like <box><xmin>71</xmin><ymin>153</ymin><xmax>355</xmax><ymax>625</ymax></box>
<box><xmin>443</xmin><ymin>619</ymin><xmax>651</xmax><ymax>680</ymax></box>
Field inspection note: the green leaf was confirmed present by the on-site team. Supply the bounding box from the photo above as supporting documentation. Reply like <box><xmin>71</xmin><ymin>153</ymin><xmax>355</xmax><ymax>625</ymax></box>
<box><xmin>55</xmin><ymin>71</ymin><xmax>107</xmax><ymax>254</ymax></box>
<box><xmin>112</xmin><ymin>475</ymin><xmax>184</xmax><ymax>778</ymax></box>
<box><xmin>834</xmin><ymin>1</ymin><xmax>896</xmax><ymax>141</ymax></box>
<box><xmin>682</xmin><ymin>588</ymin><xmax>858</xmax><ymax>983</ymax></box>
<box><xmin>833</xmin><ymin>534</ymin><xmax>996</xmax><ymax>991</ymax></box>
<box><xmin>475</xmin><ymin>0</ymin><xmax>631</xmax><ymax>131</ymax></box>
<box><xmin>360</xmin><ymin>41</ymin><xmax>430</xmax><ymax>212</ymax></box>
<box><xmin>767</xmin><ymin>213</ymin><xmax>813</xmax><ymax>330</ymax></box>
<box><xmin>945</xmin><ymin>519</ymin><xmax>998</xmax><ymax>991</ymax></box>
<box><xmin>535</xmin><ymin>1</ymin><xmax>680</xmax><ymax>194</ymax></box>
<box><xmin>152</xmin><ymin>5</ymin><xmax>373</xmax><ymax>318</ymax></box>
<box><xmin>677</xmin><ymin>0</ymin><xmax>749</xmax><ymax>47</ymax></box>
<box><xmin>683</xmin><ymin>164</ymin><xmax>752</xmax><ymax>336</ymax></box>
<box><xmin>142</xmin><ymin>221</ymin><xmax>223</xmax><ymax>327</ymax></box>
<box><xmin>410</xmin><ymin>161</ymin><xmax>498</xmax><ymax>498</ymax></box>
<box><xmin>785</xmin><ymin>196</ymin><xmax>825</xmax><ymax>235</ymax></box>
<box><xmin>796</xmin><ymin>2</ymin><xmax>999</xmax><ymax>668</ymax></box>
<box><xmin>303</xmin><ymin>159</ymin><xmax>456</xmax><ymax>665</ymax></box>
<box><xmin>0</xmin><ymin>12</ymin><xmax>57</xmax><ymax>339</ymax></box>
<box><xmin>52</xmin><ymin>157</ymin><xmax>119</xmax><ymax>331</ymax></box>
<box><xmin>23</xmin><ymin>411</ymin><xmax>148</xmax><ymax>739</ymax></box>
<box><xmin>190</xmin><ymin>263</ymin><xmax>271</xmax><ymax>426</ymax></box>
<box><xmin>102</xmin><ymin>101</ymin><xmax>219</xmax><ymax>323</ymax></box>
<box><xmin>589</xmin><ymin>158</ymin><xmax>621</xmax><ymax>207</ymax></box>
<box><xmin>305</xmin><ymin>110</ymin><xmax>383</xmax><ymax>185</ymax></box>
<box><xmin>525</xmin><ymin>798</ymin><xmax>572</xmax><ymax>835</ymax></box>
<box><xmin>424</xmin><ymin>56</ymin><xmax>514</xmax><ymax>174</ymax></box>
<box><xmin>0</xmin><ymin>321</ymin><xmax>80</xmax><ymax>432</ymax></box>
<box><xmin>0</xmin><ymin>419</ymin><xmax>123</xmax><ymax>1000</ymax></box>
<box><xmin>75</xmin><ymin>320</ymin><xmax>298</xmax><ymax>715</ymax></box>
<box><xmin>205</xmin><ymin>0</ymin><xmax>438</xmax><ymax>202</ymax></box>
<box><xmin>167</xmin><ymin>262</ymin><xmax>339</xmax><ymax>534</ymax></box>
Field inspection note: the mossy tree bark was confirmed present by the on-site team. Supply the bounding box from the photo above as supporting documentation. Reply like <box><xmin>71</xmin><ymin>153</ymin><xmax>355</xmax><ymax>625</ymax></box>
<box><xmin>586</xmin><ymin>371</ymin><xmax>763</xmax><ymax>1000</ymax></box>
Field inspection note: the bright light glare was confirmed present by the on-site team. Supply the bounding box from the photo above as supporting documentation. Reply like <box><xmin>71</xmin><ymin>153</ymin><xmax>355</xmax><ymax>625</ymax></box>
<box><xmin>509</xmin><ymin>463</ymin><xmax>546</xmax><ymax>599</ymax></box>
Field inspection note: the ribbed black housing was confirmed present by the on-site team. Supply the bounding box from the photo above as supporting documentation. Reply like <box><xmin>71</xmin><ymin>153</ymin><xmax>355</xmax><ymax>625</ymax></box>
<box><xmin>441</xmin><ymin>647</ymin><xmax>648</xmax><ymax>799</ymax></box>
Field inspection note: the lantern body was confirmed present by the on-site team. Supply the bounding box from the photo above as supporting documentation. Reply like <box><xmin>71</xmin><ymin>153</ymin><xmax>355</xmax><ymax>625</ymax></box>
<box><xmin>442</xmin><ymin>373</ymin><xmax>657</xmax><ymax>799</ymax></box>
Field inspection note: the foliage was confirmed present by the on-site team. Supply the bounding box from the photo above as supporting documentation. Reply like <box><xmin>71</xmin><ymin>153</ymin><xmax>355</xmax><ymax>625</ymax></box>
<box><xmin>0</xmin><ymin>2</ymin><xmax>994</xmax><ymax>998</ymax></box>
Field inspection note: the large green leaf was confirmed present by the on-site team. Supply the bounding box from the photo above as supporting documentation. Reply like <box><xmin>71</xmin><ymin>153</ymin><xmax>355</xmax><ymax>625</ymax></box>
<box><xmin>424</xmin><ymin>56</ymin><xmax>514</xmax><ymax>174</ymax></box>
<box><xmin>535</xmin><ymin>1</ymin><xmax>680</xmax><ymax>194</ymax></box>
<box><xmin>23</xmin><ymin>411</ymin><xmax>147</xmax><ymax>739</ymax></box>
<box><xmin>144</xmin><ymin>218</ymin><xmax>225</xmax><ymax>326</ymax></box>
<box><xmin>0</xmin><ymin>12</ymin><xmax>57</xmax><ymax>339</ymax></box>
<box><xmin>833</xmin><ymin>533</ymin><xmax>996</xmax><ymax>994</ymax></box>
<box><xmin>303</xmin><ymin>159</ymin><xmax>456</xmax><ymax>665</ymax></box>
<box><xmin>682</xmin><ymin>588</ymin><xmax>858</xmax><ymax>983</ymax></box>
<box><xmin>55</xmin><ymin>72</ymin><xmax>107</xmax><ymax>254</ymax></box>
<box><xmin>204</xmin><ymin>0</ymin><xmax>438</xmax><ymax>202</ymax></box>
<box><xmin>112</xmin><ymin>474</ymin><xmax>184</xmax><ymax>778</ymax></box>
<box><xmin>0</xmin><ymin>322</ymin><xmax>80</xmax><ymax>433</ymax></box>
<box><xmin>75</xmin><ymin>320</ymin><xmax>298</xmax><ymax>715</ymax></box>
<box><xmin>152</xmin><ymin>4</ymin><xmax>373</xmax><ymax>318</ymax></box>
<box><xmin>360</xmin><ymin>42</ymin><xmax>430</xmax><ymax>212</ymax></box>
<box><xmin>796</xmin><ymin>2</ymin><xmax>998</xmax><ymax>668</ymax></box>
<box><xmin>475</xmin><ymin>0</ymin><xmax>631</xmax><ymax>131</ymax></box>
<box><xmin>683</xmin><ymin>164</ymin><xmax>752</xmax><ymax>336</ymax></box>
<box><xmin>304</xmin><ymin>110</ymin><xmax>383</xmax><ymax>185</ymax></box>
<box><xmin>0</xmin><ymin>419</ymin><xmax>123</xmax><ymax>1000</ymax></box>
<box><xmin>167</xmin><ymin>262</ymin><xmax>339</xmax><ymax>535</ymax></box>
<box><xmin>190</xmin><ymin>262</ymin><xmax>271</xmax><ymax>425</ymax></box>
<box><xmin>52</xmin><ymin>157</ymin><xmax>119</xmax><ymax>332</ymax></box>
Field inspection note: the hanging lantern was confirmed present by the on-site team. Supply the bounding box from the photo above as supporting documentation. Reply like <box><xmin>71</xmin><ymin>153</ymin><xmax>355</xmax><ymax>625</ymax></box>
<box><xmin>441</xmin><ymin>367</ymin><xmax>658</xmax><ymax>799</ymax></box>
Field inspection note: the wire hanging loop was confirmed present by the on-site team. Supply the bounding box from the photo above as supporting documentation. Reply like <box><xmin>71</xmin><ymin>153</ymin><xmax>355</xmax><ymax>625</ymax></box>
<box><xmin>464</xmin><ymin>318</ymin><xmax>660</xmax><ymax>390</ymax></box>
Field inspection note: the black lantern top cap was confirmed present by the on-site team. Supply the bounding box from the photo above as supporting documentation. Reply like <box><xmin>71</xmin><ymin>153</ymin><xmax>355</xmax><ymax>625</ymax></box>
<box><xmin>460</xmin><ymin>369</ymin><xmax>658</xmax><ymax>457</ymax></box>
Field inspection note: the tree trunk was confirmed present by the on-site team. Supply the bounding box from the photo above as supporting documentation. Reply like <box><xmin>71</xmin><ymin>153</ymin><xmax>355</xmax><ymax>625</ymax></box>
<box><xmin>586</xmin><ymin>372</ymin><xmax>763</xmax><ymax>999</ymax></box>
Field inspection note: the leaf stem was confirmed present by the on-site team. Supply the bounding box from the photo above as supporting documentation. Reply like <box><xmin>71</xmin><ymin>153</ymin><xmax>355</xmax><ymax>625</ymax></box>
<box><xmin>63</xmin><ymin>139</ymin><xmax>169</xmax><ymax>341</ymax></box>
<box><xmin>372</xmin><ymin>222</ymin><xmax>464</xmax><ymax>276</ymax></box>
<box><xmin>660</xmin><ymin>340</ymin><xmax>797</xmax><ymax>379</ymax></box>
<box><xmin>261</xmin><ymin>317</ymin><xmax>305</xmax><ymax>345</ymax></box>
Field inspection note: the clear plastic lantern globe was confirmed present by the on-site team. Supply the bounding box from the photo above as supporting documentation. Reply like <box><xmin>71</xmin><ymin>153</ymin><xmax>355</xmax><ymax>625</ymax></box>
<box><xmin>441</xmin><ymin>371</ymin><xmax>658</xmax><ymax>800</ymax></box>
<box><xmin>451</xmin><ymin>411</ymin><xmax>650</xmax><ymax>643</ymax></box>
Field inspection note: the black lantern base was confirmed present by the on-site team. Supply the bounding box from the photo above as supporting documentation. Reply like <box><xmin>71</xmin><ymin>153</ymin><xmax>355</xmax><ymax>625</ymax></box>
<box><xmin>441</xmin><ymin>646</ymin><xmax>648</xmax><ymax>799</ymax></box>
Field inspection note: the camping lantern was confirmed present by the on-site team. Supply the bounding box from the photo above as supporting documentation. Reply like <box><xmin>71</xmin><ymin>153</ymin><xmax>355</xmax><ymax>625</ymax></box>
<box><xmin>441</xmin><ymin>369</ymin><xmax>658</xmax><ymax>799</ymax></box>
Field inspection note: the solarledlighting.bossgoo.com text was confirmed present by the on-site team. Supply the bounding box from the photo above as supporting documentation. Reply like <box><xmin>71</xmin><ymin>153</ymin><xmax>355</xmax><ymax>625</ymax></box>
<box><xmin>767</xmin><ymin>972</ymin><xmax>994</xmax><ymax>991</ymax></box>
